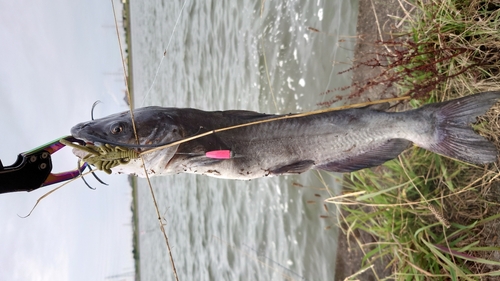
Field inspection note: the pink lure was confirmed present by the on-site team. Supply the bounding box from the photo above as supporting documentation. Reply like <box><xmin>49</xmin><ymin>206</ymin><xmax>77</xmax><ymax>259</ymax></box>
<box><xmin>205</xmin><ymin>150</ymin><xmax>232</xmax><ymax>159</ymax></box>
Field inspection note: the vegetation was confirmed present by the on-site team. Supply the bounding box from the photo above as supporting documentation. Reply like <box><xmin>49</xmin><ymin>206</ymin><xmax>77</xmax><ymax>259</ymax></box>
<box><xmin>129</xmin><ymin>175</ymin><xmax>141</xmax><ymax>281</ymax></box>
<box><xmin>329</xmin><ymin>0</ymin><xmax>500</xmax><ymax>279</ymax></box>
<box><xmin>349</xmin><ymin>0</ymin><xmax>500</xmax><ymax>102</ymax></box>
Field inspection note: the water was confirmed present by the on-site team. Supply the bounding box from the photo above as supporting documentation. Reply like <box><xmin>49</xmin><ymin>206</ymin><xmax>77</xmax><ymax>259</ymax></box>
<box><xmin>129</xmin><ymin>0</ymin><xmax>358</xmax><ymax>280</ymax></box>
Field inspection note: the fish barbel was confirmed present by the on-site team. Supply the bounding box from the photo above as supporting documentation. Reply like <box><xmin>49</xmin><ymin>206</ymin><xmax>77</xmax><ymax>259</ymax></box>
<box><xmin>71</xmin><ymin>92</ymin><xmax>500</xmax><ymax>179</ymax></box>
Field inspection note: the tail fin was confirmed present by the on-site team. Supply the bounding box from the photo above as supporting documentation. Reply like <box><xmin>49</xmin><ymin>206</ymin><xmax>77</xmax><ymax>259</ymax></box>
<box><xmin>418</xmin><ymin>91</ymin><xmax>500</xmax><ymax>164</ymax></box>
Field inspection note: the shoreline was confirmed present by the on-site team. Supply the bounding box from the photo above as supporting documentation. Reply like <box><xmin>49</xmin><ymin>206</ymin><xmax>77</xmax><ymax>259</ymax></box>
<box><xmin>124</xmin><ymin>0</ymin><xmax>135</xmax><ymax>109</ymax></box>
<box><xmin>121</xmin><ymin>1</ymin><xmax>140</xmax><ymax>280</ymax></box>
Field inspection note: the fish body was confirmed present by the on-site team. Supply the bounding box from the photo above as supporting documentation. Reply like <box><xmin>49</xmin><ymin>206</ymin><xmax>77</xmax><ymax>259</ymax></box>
<box><xmin>71</xmin><ymin>92</ymin><xmax>500</xmax><ymax>179</ymax></box>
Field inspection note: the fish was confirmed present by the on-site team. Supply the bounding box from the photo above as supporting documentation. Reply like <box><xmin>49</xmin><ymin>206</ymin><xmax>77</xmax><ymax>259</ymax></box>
<box><xmin>70</xmin><ymin>91</ymin><xmax>500</xmax><ymax>179</ymax></box>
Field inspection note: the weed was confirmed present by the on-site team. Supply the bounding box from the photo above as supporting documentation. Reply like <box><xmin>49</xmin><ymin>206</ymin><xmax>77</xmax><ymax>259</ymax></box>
<box><xmin>329</xmin><ymin>0</ymin><xmax>500</xmax><ymax>279</ymax></box>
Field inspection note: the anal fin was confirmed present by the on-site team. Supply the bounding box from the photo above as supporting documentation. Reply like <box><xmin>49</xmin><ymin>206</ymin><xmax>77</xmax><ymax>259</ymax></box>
<box><xmin>318</xmin><ymin>139</ymin><xmax>411</xmax><ymax>173</ymax></box>
<box><xmin>270</xmin><ymin>160</ymin><xmax>315</xmax><ymax>175</ymax></box>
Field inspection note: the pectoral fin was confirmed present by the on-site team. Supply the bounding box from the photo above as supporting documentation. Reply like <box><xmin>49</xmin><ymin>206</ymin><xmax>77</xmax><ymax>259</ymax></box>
<box><xmin>270</xmin><ymin>160</ymin><xmax>315</xmax><ymax>175</ymax></box>
<box><xmin>318</xmin><ymin>139</ymin><xmax>411</xmax><ymax>172</ymax></box>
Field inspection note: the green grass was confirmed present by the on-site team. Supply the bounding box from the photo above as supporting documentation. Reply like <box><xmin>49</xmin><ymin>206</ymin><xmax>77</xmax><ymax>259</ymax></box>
<box><xmin>401</xmin><ymin>0</ymin><xmax>500</xmax><ymax>98</ymax></box>
<box><xmin>349</xmin><ymin>0</ymin><xmax>500</xmax><ymax>102</ymax></box>
<box><xmin>328</xmin><ymin>149</ymin><xmax>500</xmax><ymax>280</ymax></box>
<box><xmin>328</xmin><ymin>0</ymin><xmax>500</xmax><ymax>279</ymax></box>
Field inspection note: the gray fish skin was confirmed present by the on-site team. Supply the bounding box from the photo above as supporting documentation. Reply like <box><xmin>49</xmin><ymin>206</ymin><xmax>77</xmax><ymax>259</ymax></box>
<box><xmin>70</xmin><ymin>92</ymin><xmax>500</xmax><ymax>179</ymax></box>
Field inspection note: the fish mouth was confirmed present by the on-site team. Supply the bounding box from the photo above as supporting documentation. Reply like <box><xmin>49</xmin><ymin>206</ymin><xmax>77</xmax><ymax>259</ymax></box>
<box><xmin>70</xmin><ymin>135</ymin><xmax>98</xmax><ymax>148</ymax></box>
<box><xmin>71</xmin><ymin>125</ymin><xmax>97</xmax><ymax>145</ymax></box>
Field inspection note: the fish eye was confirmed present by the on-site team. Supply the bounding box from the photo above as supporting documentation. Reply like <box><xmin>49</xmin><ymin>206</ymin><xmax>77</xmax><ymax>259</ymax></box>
<box><xmin>110</xmin><ymin>123</ymin><xmax>124</xmax><ymax>134</ymax></box>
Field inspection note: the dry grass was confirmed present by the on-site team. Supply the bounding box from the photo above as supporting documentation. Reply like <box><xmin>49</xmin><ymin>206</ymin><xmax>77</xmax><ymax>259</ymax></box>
<box><xmin>328</xmin><ymin>0</ymin><xmax>500</xmax><ymax>279</ymax></box>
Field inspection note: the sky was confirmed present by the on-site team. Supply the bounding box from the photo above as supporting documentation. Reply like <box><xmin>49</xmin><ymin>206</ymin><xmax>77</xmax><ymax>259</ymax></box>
<box><xmin>0</xmin><ymin>1</ymin><xmax>135</xmax><ymax>280</ymax></box>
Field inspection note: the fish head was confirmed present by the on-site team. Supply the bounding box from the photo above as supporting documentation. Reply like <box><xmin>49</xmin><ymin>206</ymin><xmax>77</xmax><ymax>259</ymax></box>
<box><xmin>70</xmin><ymin>107</ymin><xmax>184</xmax><ymax>177</ymax></box>
<box><xmin>71</xmin><ymin>106</ymin><xmax>184</xmax><ymax>146</ymax></box>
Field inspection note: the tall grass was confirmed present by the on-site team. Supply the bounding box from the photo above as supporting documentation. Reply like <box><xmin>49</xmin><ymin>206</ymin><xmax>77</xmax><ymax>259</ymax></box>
<box><xmin>329</xmin><ymin>149</ymin><xmax>500</xmax><ymax>280</ymax></box>
<box><xmin>329</xmin><ymin>0</ymin><xmax>500</xmax><ymax>279</ymax></box>
<box><xmin>347</xmin><ymin>0</ymin><xmax>500</xmax><ymax>103</ymax></box>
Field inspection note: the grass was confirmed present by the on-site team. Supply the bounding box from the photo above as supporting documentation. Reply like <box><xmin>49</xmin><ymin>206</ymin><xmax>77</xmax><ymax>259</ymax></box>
<box><xmin>346</xmin><ymin>0</ymin><xmax>500</xmax><ymax>102</ymax></box>
<box><xmin>329</xmin><ymin>150</ymin><xmax>500</xmax><ymax>280</ymax></box>
<box><xmin>328</xmin><ymin>0</ymin><xmax>500</xmax><ymax>279</ymax></box>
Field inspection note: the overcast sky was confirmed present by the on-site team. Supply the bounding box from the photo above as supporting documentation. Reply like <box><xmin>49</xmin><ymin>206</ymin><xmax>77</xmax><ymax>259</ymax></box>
<box><xmin>0</xmin><ymin>1</ymin><xmax>135</xmax><ymax>280</ymax></box>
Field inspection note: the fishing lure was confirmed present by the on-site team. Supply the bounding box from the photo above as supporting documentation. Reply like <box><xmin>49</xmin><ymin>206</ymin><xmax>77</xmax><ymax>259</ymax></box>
<box><xmin>59</xmin><ymin>139</ymin><xmax>139</xmax><ymax>174</ymax></box>
<box><xmin>61</xmin><ymin>137</ymin><xmax>237</xmax><ymax>174</ymax></box>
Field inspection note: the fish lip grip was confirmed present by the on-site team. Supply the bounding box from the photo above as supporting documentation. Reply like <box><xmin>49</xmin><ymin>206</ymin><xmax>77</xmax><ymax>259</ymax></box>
<box><xmin>0</xmin><ymin>136</ymin><xmax>87</xmax><ymax>194</ymax></box>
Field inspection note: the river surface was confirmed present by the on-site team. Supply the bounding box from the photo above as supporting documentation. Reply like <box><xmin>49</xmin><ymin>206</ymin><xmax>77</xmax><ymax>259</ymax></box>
<box><xmin>129</xmin><ymin>0</ymin><xmax>358</xmax><ymax>280</ymax></box>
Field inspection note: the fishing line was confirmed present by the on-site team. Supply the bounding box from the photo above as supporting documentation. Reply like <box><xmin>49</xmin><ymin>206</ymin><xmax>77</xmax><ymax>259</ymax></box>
<box><xmin>110</xmin><ymin>0</ymin><xmax>181</xmax><ymax>281</ymax></box>
<box><xmin>212</xmin><ymin>235</ymin><xmax>301</xmax><ymax>281</ymax></box>
<box><xmin>141</xmin><ymin>0</ymin><xmax>188</xmax><ymax>106</ymax></box>
<box><xmin>111</xmin><ymin>1</ymin><xmax>180</xmax><ymax>280</ymax></box>
<box><xmin>260</xmin><ymin>36</ymin><xmax>279</xmax><ymax>112</ymax></box>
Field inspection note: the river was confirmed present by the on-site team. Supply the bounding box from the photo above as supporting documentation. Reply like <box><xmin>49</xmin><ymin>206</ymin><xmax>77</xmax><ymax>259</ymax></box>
<box><xmin>129</xmin><ymin>0</ymin><xmax>359</xmax><ymax>279</ymax></box>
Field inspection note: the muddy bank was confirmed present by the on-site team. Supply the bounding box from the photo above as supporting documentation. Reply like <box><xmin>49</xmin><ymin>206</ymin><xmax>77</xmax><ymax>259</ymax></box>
<box><xmin>348</xmin><ymin>0</ymin><xmax>415</xmax><ymax>103</ymax></box>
